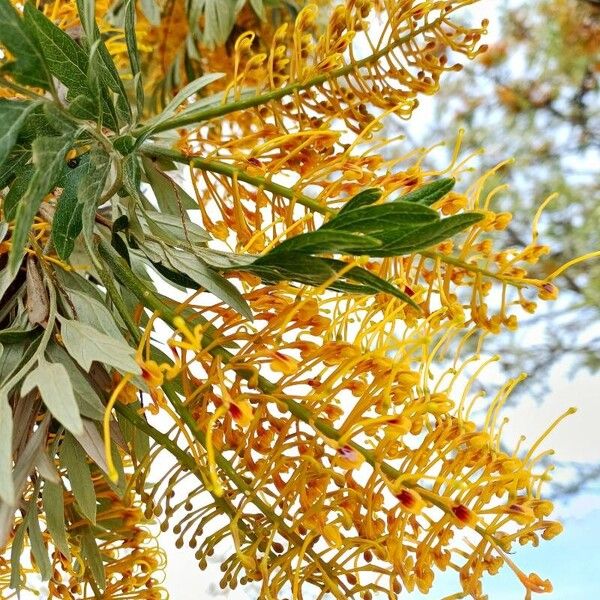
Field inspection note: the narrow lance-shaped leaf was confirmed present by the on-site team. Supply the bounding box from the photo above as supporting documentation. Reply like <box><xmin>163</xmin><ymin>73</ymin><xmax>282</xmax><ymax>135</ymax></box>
<box><xmin>42</xmin><ymin>480</ymin><xmax>70</xmax><ymax>558</ymax></box>
<box><xmin>21</xmin><ymin>358</ymin><xmax>84</xmax><ymax>436</ymax></box>
<box><xmin>60</xmin><ymin>433</ymin><xmax>96</xmax><ymax>523</ymax></box>
<box><xmin>321</xmin><ymin>201</ymin><xmax>439</xmax><ymax>234</ymax></box>
<box><xmin>59</xmin><ymin>317</ymin><xmax>141</xmax><ymax>374</ymax></box>
<box><xmin>52</xmin><ymin>152</ymin><xmax>92</xmax><ymax>260</ymax></box>
<box><xmin>23</xmin><ymin>2</ymin><xmax>118</xmax><ymax>130</ymax></box>
<box><xmin>23</xmin><ymin>3</ymin><xmax>96</xmax><ymax>107</ymax></box>
<box><xmin>337</xmin><ymin>188</ymin><xmax>382</xmax><ymax>215</ymax></box>
<box><xmin>27</xmin><ymin>502</ymin><xmax>52</xmax><ymax>581</ymax></box>
<box><xmin>124</xmin><ymin>0</ymin><xmax>143</xmax><ymax>118</ymax></box>
<box><xmin>9</xmin><ymin>522</ymin><xmax>26</xmax><ymax>589</ymax></box>
<box><xmin>378</xmin><ymin>212</ymin><xmax>485</xmax><ymax>255</ymax></box>
<box><xmin>45</xmin><ymin>344</ymin><xmax>105</xmax><ymax>420</ymax></box>
<box><xmin>399</xmin><ymin>177</ymin><xmax>456</xmax><ymax>206</ymax></box>
<box><xmin>142</xmin><ymin>242</ymin><xmax>253</xmax><ymax>320</ymax></box>
<box><xmin>0</xmin><ymin>0</ymin><xmax>49</xmax><ymax>88</ymax></box>
<box><xmin>76</xmin><ymin>0</ymin><xmax>132</xmax><ymax>126</ymax></box>
<box><xmin>0</xmin><ymin>392</ymin><xmax>14</xmax><ymax>505</ymax></box>
<box><xmin>9</xmin><ymin>133</ymin><xmax>74</xmax><ymax>275</ymax></box>
<box><xmin>3</xmin><ymin>163</ymin><xmax>34</xmax><ymax>221</ymax></box>
<box><xmin>80</xmin><ymin>149</ymin><xmax>111</xmax><ymax>241</ymax></box>
<box><xmin>66</xmin><ymin>288</ymin><xmax>124</xmax><ymax>339</ymax></box>
<box><xmin>142</xmin><ymin>156</ymin><xmax>199</xmax><ymax>214</ymax></box>
<box><xmin>80</xmin><ymin>525</ymin><xmax>106</xmax><ymax>589</ymax></box>
<box><xmin>0</xmin><ymin>100</ymin><xmax>39</xmax><ymax>169</ymax></box>
<box><xmin>266</xmin><ymin>230</ymin><xmax>383</xmax><ymax>256</ymax></box>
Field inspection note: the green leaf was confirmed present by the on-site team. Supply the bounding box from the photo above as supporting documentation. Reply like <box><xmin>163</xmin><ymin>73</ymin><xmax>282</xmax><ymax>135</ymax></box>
<box><xmin>267</xmin><ymin>230</ymin><xmax>383</xmax><ymax>256</ymax></box>
<box><xmin>321</xmin><ymin>201</ymin><xmax>439</xmax><ymax>235</ymax></box>
<box><xmin>76</xmin><ymin>0</ymin><xmax>96</xmax><ymax>41</ymax></box>
<box><xmin>42</xmin><ymin>480</ymin><xmax>70</xmax><ymax>558</ymax></box>
<box><xmin>139</xmin><ymin>0</ymin><xmax>161</xmax><ymax>26</ymax></box>
<box><xmin>399</xmin><ymin>177</ymin><xmax>455</xmax><ymax>206</ymax></box>
<box><xmin>194</xmin><ymin>247</ymin><xmax>256</xmax><ymax>270</ymax></box>
<box><xmin>79</xmin><ymin>419</ymin><xmax>110</xmax><ymax>474</ymax></box>
<box><xmin>124</xmin><ymin>0</ymin><xmax>143</xmax><ymax>118</ymax></box>
<box><xmin>338</xmin><ymin>188</ymin><xmax>382</xmax><ymax>215</ymax></box>
<box><xmin>0</xmin><ymin>144</ymin><xmax>31</xmax><ymax>189</ymax></box>
<box><xmin>250</xmin><ymin>253</ymin><xmax>419</xmax><ymax>308</ymax></box>
<box><xmin>249</xmin><ymin>0</ymin><xmax>266</xmax><ymax>20</ymax></box>
<box><xmin>95</xmin><ymin>39</ymin><xmax>132</xmax><ymax>127</ymax></box>
<box><xmin>66</xmin><ymin>289</ymin><xmax>123</xmax><ymax>338</ymax></box>
<box><xmin>45</xmin><ymin>344</ymin><xmax>105</xmax><ymax>420</ymax></box>
<box><xmin>330</xmin><ymin>261</ymin><xmax>418</xmax><ymax>307</ymax></box>
<box><xmin>79</xmin><ymin>149</ymin><xmax>111</xmax><ymax>241</ymax></box>
<box><xmin>22</xmin><ymin>358</ymin><xmax>84</xmax><ymax>436</ymax></box>
<box><xmin>142</xmin><ymin>156</ymin><xmax>199</xmax><ymax>214</ymax></box>
<box><xmin>23</xmin><ymin>3</ymin><xmax>118</xmax><ymax>130</ymax></box>
<box><xmin>60</xmin><ymin>433</ymin><xmax>96</xmax><ymax>523</ymax></box>
<box><xmin>377</xmin><ymin>212</ymin><xmax>484</xmax><ymax>255</ymax></box>
<box><xmin>142</xmin><ymin>242</ymin><xmax>253</xmax><ymax>320</ymax></box>
<box><xmin>23</xmin><ymin>3</ymin><xmax>94</xmax><ymax>101</ymax></box>
<box><xmin>27</xmin><ymin>505</ymin><xmax>52</xmax><ymax>580</ymax></box>
<box><xmin>0</xmin><ymin>100</ymin><xmax>39</xmax><ymax>169</ymax></box>
<box><xmin>0</xmin><ymin>0</ymin><xmax>49</xmax><ymax>88</ymax></box>
<box><xmin>140</xmin><ymin>209</ymin><xmax>211</xmax><ymax>244</ymax></box>
<box><xmin>0</xmin><ymin>392</ymin><xmax>14</xmax><ymax>505</ymax></box>
<box><xmin>3</xmin><ymin>163</ymin><xmax>34</xmax><ymax>221</ymax></box>
<box><xmin>60</xmin><ymin>317</ymin><xmax>141</xmax><ymax>373</ymax></box>
<box><xmin>161</xmin><ymin>73</ymin><xmax>225</xmax><ymax>117</ymax></box>
<box><xmin>9</xmin><ymin>522</ymin><xmax>26</xmax><ymax>589</ymax></box>
<box><xmin>141</xmin><ymin>73</ymin><xmax>224</xmax><ymax>139</ymax></box>
<box><xmin>52</xmin><ymin>152</ymin><xmax>93</xmax><ymax>260</ymax></box>
<box><xmin>80</xmin><ymin>525</ymin><xmax>106</xmax><ymax>589</ymax></box>
<box><xmin>198</xmin><ymin>0</ymin><xmax>238</xmax><ymax>46</ymax></box>
<box><xmin>9</xmin><ymin>133</ymin><xmax>74</xmax><ymax>274</ymax></box>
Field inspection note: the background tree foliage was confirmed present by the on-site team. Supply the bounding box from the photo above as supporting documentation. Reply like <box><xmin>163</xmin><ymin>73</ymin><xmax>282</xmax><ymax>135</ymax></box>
<box><xmin>401</xmin><ymin>0</ymin><xmax>600</xmax><ymax>383</ymax></box>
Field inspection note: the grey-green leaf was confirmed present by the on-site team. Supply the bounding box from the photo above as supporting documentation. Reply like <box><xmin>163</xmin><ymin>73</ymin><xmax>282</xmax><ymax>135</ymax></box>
<box><xmin>22</xmin><ymin>359</ymin><xmax>84</xmax><ymax>436</ymax></box>
<box><xmin>45</xmin><ymin>344</ymin><xmax>105</xmax><ymax>420</ymax></box>
<box><xmin>60</xmin><ymin>318</ymin><xmax>141</xmax><ymax>374</ymax></box>
<box><xmin>142</xmin><ymin>156</ymin><xmax>199</xmax><ymax>214</ymax></box>
<box><xmin>66</xmin><ymin>288</ymin><xmax>123</xmax><ymax>339</ymax></box>
<box><xmin>23</xmin><ymin>3</ymin><xmax>94</xmax><ymax>103</ymax></box>
<box><xmin>9</xmin><ymin>133</ymin><xmax>74</xmax><ymax>275</ymax></box>
<box><xmin>80</xmin><ymin>149</ymin><xmax>111</xmax><ymax>241</ymax></box>
<box><xmin>0</xmin><ymin>392</ymin><xmax>14</xmax><ymax>505</ymax></box>
<box><xmin>60</xmin><ymin>433</ymin><xmax>96</xmax><ymax>523</ymax></box>
<box><xmin>124</xmin><ymin>0</ymin><xmax>143</xmax><ymax>118</ymax></box>
<box><xmin>0</xmin><ymin>100</ymin><xmax>39</xmax><ymax>169</ymax></box>
<box><xmin>27</xmin><ymin>504</ymin><xmax>52</xmax><ymax>580</ymax></box>
<box><xmin>80</xmin><ymin>525</ymin><xmax>106</xmax><ymax>589</ymax></box>
<box><xmin>0</xmin><ymin>0</ymin><xmax>49</xmax><ymax>88</ymax></box>
<box><xmin>42</xmin><ymin>480</ymin><xmax>70</xmax><ymax>558</ymax></box>
<box><xmin>145</xmin><ymin>242</ymin><xmax>252</xmax><ymax>320</ymax></box>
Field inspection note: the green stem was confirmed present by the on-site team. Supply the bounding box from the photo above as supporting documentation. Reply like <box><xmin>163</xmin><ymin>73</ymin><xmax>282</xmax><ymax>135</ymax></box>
<box><xmin>140</xmin><ymin>144</ymin><xmax>332</xmax><ymax>215</ymax></box>
<box><xmin>133</xmin><ymin>20</ymin><xmax>441</xmax><ymax>135</ymax></box>
<box><xmin>421</xmin><ymin>250</ymin><xmax>530</xmax><ymax>287</ymax></box>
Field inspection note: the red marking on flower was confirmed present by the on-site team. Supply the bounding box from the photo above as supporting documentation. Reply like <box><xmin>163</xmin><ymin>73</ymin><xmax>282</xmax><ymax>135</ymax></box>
<box><xmin>403</xmin><ymin>285</ymin><xmax>415</xmax><ymax>297</ymax></box>
<box><xmin>452</xmin><ymin>503</ymin><xmax>475</xmax><ymax>525</ymax></box>
<box><xmin>396</xmin><ymin>489</ymin><xmax>416</xmax><ymax>509</ymax></box>
<box><xmin>229</xmin><ymin>404</ymin><xmax>242</xmax><ymax>420</ymax></box>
